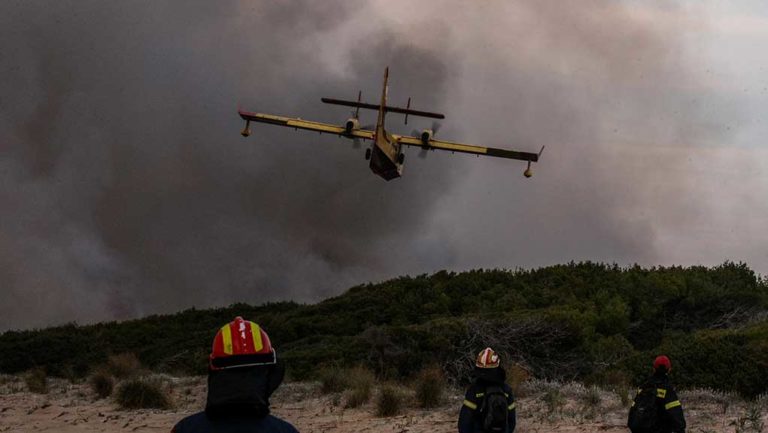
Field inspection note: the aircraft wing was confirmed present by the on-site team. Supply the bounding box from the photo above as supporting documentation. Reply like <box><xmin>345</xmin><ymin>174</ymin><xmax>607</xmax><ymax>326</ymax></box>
<box><xmin>238</xmin><ymin>109</ymin><xmax>375</xmax><ymax>140</ymax></box>
<box><xmin>393</xmin><ymin>134</ymin><xmax>540</xmax><ymax>162</ymax></box>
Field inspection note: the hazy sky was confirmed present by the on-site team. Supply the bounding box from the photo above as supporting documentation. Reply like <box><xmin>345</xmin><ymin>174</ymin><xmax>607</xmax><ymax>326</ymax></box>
<box><xmin>1</xmin><ymin>1</ymin><xmax>766</xmax><ymax>331</ymax></box>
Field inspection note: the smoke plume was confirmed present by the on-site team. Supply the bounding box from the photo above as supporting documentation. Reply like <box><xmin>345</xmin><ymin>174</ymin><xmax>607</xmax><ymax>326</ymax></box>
<box><xmin>0</xmin><ymin>0</ymin><xmax>754</xmax><ymax>330</ymax></box>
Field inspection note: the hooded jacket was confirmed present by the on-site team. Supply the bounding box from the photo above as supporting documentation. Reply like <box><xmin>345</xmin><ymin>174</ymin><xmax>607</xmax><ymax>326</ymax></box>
<box><xmin>172</xmin><ymin>361</ymin><xmax>298</xmax><ymax>433</ymax></box>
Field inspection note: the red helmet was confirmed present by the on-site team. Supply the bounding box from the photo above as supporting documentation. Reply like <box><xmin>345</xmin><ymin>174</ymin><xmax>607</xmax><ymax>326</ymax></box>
<box><xmin>653</xmin><ymin>355</ymin><xmax>671</xmax><ymax>372</ymax></box>
<box><xmin>209</xmin><ymin>316</ymin><xmax>276</xmax><ymax>370</ymax></box>
<box><xmin>476</xmin><ymin>347</ymin><xmax>500</xmax><ymax>368</ymax></box>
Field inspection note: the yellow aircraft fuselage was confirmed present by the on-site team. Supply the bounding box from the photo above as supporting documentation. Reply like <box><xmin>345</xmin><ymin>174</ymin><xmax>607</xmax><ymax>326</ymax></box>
<box><xmin>368</xmin><ymin>67</ymin><xmax>403</xmax><ymax>180</ymax></box>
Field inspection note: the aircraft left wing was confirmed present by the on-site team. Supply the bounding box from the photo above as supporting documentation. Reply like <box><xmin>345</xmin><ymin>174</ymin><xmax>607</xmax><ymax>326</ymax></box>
<box><xmin>393</xmin><ymin>133</ymin><xmax>540</xmax><ymax>162</ymax></box>
<box><xmin>238</xmin><ymin>109</ymin><xmax>375</xmax><ymax>140</ymax></box>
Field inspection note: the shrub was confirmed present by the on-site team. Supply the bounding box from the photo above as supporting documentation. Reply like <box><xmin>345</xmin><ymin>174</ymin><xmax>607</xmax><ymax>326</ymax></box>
<box><xmin>107</xmin><ymin>353</ymin><xmax>143</xmax><ymax>379</ymax></box>
<box><xmin>115</xmin><ymin>378</ymin><xmax>172</xmax><ymax>409</ymax></box>
<box><xmin>376</xmin><ymin>385</ymin><xmax>405</xmax><ymax>417</ymax></box>
<box><xmin>541</xmin><ymin>384</ymin><xmax>565</xmax><ymax>414</ymax></box>
<box><xmin>615</xmin><ymin>386</ymin><xmax>633</xmax><ymax>407</ymax></box>
<box><xmin>24</xmin><ymin>368</ymin><xmax>48</xmax><ymax>394</ymax></box>
<box><xmin>344</xmin><ymin>366</ymin><xmax>375</xmax><ymax>408</ymax></box>
<box><xmin>89</xmin><ymin>369</ymin><xmax>114</xmax><ymax>399</ymax></box>
<box><xmin>580</xmin><ymin>385</ymin><xmax>602</xmax><ymax>416</ymax></box>
<box><xmin>414</xmin><ymin>365</ymin><xmax>445</xmax><ymax>408</ymax></box>
<box><xmin>506</xmin><ymin>363</ymin><xmax>531</xmax><ymax>397</ymax></box>
<box><xmin>319</xmin><ymin>366</ymin><xmax>348</xmax><ymax>394</ymax></box>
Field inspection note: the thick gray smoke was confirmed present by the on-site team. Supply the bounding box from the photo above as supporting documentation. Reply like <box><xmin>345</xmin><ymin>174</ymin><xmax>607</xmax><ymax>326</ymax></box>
<box><xmin>0</xmin><ymin>1</ymin><xmax>750</xmax><ymax>330</ymax></box>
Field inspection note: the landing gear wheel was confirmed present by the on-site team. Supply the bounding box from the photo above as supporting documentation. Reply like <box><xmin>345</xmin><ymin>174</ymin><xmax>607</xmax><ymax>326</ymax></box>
<box><xmin>365</xmin><ymin>148</ymin><xmax>372</xmax><ymax>160</ymax></box>
<box><xmin>397</xmin><ymin>153</ymin><xmax>405</xmax><ymax>164</ymax></box>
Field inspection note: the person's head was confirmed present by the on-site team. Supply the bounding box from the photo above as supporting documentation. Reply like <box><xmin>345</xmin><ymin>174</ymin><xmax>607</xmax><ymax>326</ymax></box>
<box><xmin>653</xmin><ymin>355</ymin><xmax>672</xmax><ymax>375</ymax></box>
<box><xmin>205</xmin><ymin>317</ymin><xmax>284</xmax><ymax>418</ymax></box>
<box><xmin>476</xmin><ymin>347</ymin><xmax>500</xmax><ymax>369</ymax></box>
<box><xmin>474</xmin><ymin>347</ymin><xmax>506</xmax><ymax>384</ymax></box>
<box><xmin>209</xmin><ymin>316</ymin><xmax>277</xmax><ymax>370</ymax></box>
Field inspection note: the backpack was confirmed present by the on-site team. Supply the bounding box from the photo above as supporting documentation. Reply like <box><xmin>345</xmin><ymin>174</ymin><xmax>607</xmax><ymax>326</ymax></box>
<box><xmin>479</xmin><ymin>385</ymin><xmax>508</xmax><ymax>433</ymax></box>
<box><xmin>627</xmin><ymin>383</ymin><xmax>661</xmax><ymax>433</ymax></box>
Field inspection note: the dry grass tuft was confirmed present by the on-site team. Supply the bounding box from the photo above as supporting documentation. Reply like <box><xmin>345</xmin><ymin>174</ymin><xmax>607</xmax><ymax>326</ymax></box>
<box><xmin>24</xmin><ymin>367</ymin><xmax>48</xmax><ymax>394</ymax></box>
<box><xmin>344</xmin><ymin>366</ymin><xmax>375</xmax><ymax>408</ymax></box>
<box><xmin>541</xmin><ymin>383</ymin><xmax>566</xmax><ymax>414</ymax></box>
<box><xmin>506</xmin><ymin>363</ymin><xmax>531</xmax><ymax>397</ymax></box>
<box><xmin>319</xmin><ymin>365</ymin><xmax>348</xmax><ymax>394</ymax></box>
<box><xmin>115</xmin><ymin>377</ymin><xmax>172</xmax><ymax>410</ymax></box>
<box><xmin>414</xmin><ymin>365</ymin><xmax>446</xmax><ymax>408</ymax></box>
<box><xmin>376</xmin><ymin>385</ymin><xmax>405</xmax><ymax>417</ymax></box>
<box><xmin>89</xmin><ymin>368</ymin><xmax>114</xmax><ymax>399</ymax></box>
<box><xmin>107</xmin><ymin>353</ymin><xmax>143</xmax><ymax>379</ymax></box>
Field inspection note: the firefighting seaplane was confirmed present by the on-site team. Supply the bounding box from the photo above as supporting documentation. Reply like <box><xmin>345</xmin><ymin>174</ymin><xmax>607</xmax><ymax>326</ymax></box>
<box><xmin>238</xmin><ymin>67</ymin><xmax>544</xmax><ymax>181</ymax></box>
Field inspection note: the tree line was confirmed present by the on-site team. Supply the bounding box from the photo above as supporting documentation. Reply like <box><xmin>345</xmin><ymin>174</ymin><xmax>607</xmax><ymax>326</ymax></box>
<box><xmin>1</xmin><ymin>261</ymin><xmax>766</xmax><ymax>397</ymax></box>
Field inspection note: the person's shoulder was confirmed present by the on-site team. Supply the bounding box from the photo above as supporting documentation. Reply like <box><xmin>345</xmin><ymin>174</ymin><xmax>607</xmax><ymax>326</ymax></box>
<box><xmin>263</xmin><ymin>414</ymin><xmax>300</xmax><ymax>433</ymax></box>
<box><xmin>172</xmin><ymin>412</ymin><xmax>207</xmax><ymax>431</ymax></box>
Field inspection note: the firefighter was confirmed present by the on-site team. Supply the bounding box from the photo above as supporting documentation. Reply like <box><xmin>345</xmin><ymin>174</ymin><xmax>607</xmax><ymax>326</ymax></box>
<box><xmin>628</xmin><ymin>355</ymin><xmax>686</xmax><ymax>433</ymax></box>
<box><xmin>458</xmin><ymin>347</ymin><xmax>517</xmax><ymax>433</ymax></box>
<box><xmin>172</xmin><ymin>317</ymin><xmax>299</xmax><ymax>433</ymax></box>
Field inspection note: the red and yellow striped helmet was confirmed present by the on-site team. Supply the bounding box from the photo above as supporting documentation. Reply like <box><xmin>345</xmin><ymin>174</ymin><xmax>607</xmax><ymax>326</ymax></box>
<box><xmin>475</xmin><ymin>347</ymin><xmax>500</xmax><ymax>368</ymax></box>
<box><xmin>209</xmin><ymin>316</ymin><xmax>276</xmax><ymax>370</ymax></box>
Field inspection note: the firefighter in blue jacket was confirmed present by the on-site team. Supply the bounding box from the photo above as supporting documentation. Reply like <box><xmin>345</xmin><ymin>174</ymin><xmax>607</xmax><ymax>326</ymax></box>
<box><xmin>459</xmin><ymin>348</ymin><xmax>516</xmax><ymax>433</ymax></box>
<box><xmin>172</xmin><ymin>317</ymin><xmax>299</xmax><ymax>433</ymax></box>
<box><xmin>628</xmin><ymin>355</ymin><xmax>686</xmax><ymax>433</ymax></box>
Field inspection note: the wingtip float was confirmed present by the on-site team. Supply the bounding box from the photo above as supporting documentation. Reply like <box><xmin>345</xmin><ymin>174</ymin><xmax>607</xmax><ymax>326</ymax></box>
<box><xmin>238</xmin><ymin>67</ymin><xmax>543</xmax><ymax>181</ymax></box>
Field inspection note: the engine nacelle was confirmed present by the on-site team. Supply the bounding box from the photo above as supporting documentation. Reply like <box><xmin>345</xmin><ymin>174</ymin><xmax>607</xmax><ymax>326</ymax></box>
<box><xmin>420</xmin><ymin>129</ymin><xmax>433</xmax><ymax>145</ymax></box>
<box><xmin>345</xmin><ymin>118</ymin><xmax>360</xmax><ymax>134</ymax></box>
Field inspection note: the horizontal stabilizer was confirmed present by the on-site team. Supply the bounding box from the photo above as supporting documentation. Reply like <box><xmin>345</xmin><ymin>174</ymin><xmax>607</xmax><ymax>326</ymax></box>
<box><xmin>321</xmin><ymin>98</ymin><xmax>445</xmax><ymax>119</ymax></box>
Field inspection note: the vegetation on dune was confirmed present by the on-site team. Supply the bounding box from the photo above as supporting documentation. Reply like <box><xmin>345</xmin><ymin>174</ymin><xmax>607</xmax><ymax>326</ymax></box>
<box><xmin>1</xmin><ymin>261</ymin><xmax>767</xmax><ymax>397</ymax></box>
<box><xmin>89</xmin><ymin>368</ymin><xmax>115</xmax><ymax>399</ymax></box>
<box><xmin>24</xmin><ymin>367</ymin><xmax>48</xmax><ymax>394</ymax></box>
<box><xmin>115</xmin><ymin>377</ymin><xmax>172</xmax><ymax>410</ymax></box>
<box><xmin>376</xmin><ymin>385</ymin><xmax>405</xmax><ymax>417</ymax></box>
<box><xmin>414</xmin><ymin>365</ymin><xmax>446</xmax><ymax>408</ymax></box>
<box><xmin>106</xmin><ymin>353</ymin><xmax>143</xmax><ymax>379</ymax></box>
<box><xmin>344</xmin><ymin>366</ymin><xmax>375</xmax><ymax>408</ymax></box>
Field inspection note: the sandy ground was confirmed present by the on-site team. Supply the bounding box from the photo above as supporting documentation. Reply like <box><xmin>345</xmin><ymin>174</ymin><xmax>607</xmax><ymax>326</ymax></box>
<box><xmin>1</xmin><ymin>374</ymin><xmax>765</xmax><ymax>433</ymax></box>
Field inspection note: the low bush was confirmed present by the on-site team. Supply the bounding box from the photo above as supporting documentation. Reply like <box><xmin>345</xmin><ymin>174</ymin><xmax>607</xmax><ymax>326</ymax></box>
<box><xmin>344</xmin><ymin>366</ymin><xmax>375</xmax><ymax>408</ymax></box>
<box><xmin>319</xmin><ymin>366</ymin><xmax>348</xmax><ymax>394</ymax></box>
<box><xmin>541</xmin><ymin>384</ymin><xmax>565</xmax><ymax>414</ymax></box>
<box><xmin>414</xmin><ymin>365</ymin><xmax>445</xmax><ymax>408</ymax></box>
<box><xmin>89</xmin><ymin>369</ymin><xmax>114</xmax><ymax>399</ymax></box>
<box><xmin>115</xmin><ymin>378</ymin><xmax>172</xmax><ymax>409</ymax></box>
<box><xmin>580</xmin><ymin>385</ymin><xmax>602</xmax><ymax>417</ymax></box>
<box><xmin>107</xmin><ymin>353</ymin><xmax>143</xmax><ymax>379</ymax></box>
<box><xmin>506</xmin><ymin>363</ymin><xmax>531</xmax><ymax>397</ymax></box>
<box><xmin>376</xmin><ymin>385</ymin><xmax>405</xmax><ymax>417</ymax></box>
<box><xmin>24</xmin><ymin>368</ymin><xmax>48</xmax><ymax>394</ymax></box>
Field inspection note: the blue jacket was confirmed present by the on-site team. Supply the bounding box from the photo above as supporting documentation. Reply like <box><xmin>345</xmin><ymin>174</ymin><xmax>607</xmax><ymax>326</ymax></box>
<box><xmin>172</xmin><ymin>412</ymin><xmax>299</xmax><ymax>433</ymax></box>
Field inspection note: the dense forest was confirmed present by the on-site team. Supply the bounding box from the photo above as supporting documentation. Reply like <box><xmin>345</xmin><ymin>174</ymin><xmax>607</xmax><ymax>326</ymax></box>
<box><xmin>2</xmin><ymin>262</ymin><xmax>767</xmax><ymax>397</ymax></box>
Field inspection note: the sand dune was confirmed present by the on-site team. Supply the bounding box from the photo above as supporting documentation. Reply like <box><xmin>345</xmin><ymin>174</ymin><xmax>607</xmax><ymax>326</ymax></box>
<box><xmin>1</xmin><ymin>375</ymin><xmax>765</xmax><ymax>432</ymax></box>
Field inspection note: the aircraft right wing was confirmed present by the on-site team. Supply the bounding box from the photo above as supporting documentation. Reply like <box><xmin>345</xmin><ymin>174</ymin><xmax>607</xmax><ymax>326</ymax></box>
<box><xmin>393</xmin><ymin>133</ymin><xmax>540</xmax><ymax>162</ymax></box>
<box><xmin>238</xmin><ymin>109</ymin><xmax>375</xmax><ymax>141</ymax></box>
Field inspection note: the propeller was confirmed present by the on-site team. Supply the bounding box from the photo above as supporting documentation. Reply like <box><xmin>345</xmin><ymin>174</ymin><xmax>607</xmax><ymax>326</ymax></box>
<box><xmin>412</xmin><ymin>129</ymin><xmax>429</xmax><ymax>159</ymax></box>
<box><xmin>431</xmin><ymin>120</ymin><xmax>442</xmax><ymax>134</ymax></box>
